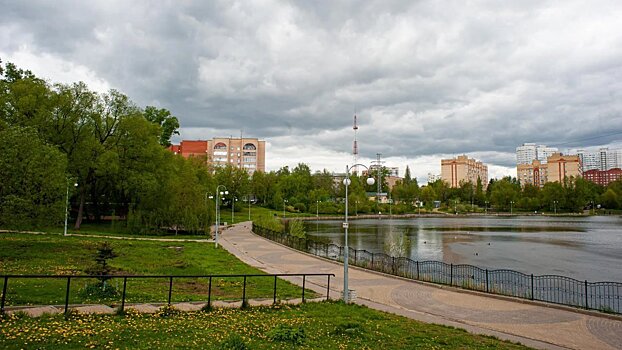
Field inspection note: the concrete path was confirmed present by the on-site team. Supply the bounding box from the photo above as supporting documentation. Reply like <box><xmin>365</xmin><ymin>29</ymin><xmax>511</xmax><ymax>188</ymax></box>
<box><xmin>220</xmin><ymin>222</ymin><xmax>622</xmax><ymax>350</ymax></box>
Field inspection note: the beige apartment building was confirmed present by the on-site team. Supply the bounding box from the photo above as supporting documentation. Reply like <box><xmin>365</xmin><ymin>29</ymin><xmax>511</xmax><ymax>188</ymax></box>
<box><xmin>169</xmin><ymin>137</ymin><xmax>266</xmax><ymax>173</ymax></box>
<box><xmin>517</xmin><ymin>159</ymin><xmax>547</xmax><ymax>187</ymax></box>
<box><xmin>517</xmin><ymin>153</ymin><xmax>581</xmax><ymax>187</ymax></box>
<box><xmin>441</xmin><ymin>155</ymin><xmax>488</xmax><ymax>188</ymax></box>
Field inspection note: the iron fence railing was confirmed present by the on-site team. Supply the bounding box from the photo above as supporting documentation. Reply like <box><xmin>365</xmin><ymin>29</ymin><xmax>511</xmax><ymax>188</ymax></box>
<box><xmin>0</xmin><ymin>273</ymin><xmax>334</xmax><ymax>317</ymax></box>
<box><xmin>253</xmin><ymin>224</ymin><xmax>621</xmax><ymax>315</ymax></box>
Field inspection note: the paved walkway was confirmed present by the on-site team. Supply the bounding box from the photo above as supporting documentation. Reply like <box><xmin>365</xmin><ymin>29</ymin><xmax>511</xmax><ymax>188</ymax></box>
<box><xmin>220</xmin><ymin>222</ymin><xmax>622</xmax><ymax>350</ymax></box>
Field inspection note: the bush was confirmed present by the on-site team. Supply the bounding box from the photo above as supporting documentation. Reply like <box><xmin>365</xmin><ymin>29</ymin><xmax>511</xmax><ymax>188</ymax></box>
<box><xmin>293</xmin><ymin>202</ymin><xmax>306</xmax><ymax>212</ymax></box>
<box><xmin>218</xmin><ymin>334</ymin><xmax>248</xmax><ymax>350</ymax></box>
<box><xmin>78</xmin><ymin>282</ymin><xmax>119</xmax><ymax>300</ymax></box>
<box><xmin>267</xmin><ymin>324</ymin><xmax>306</xmax><ymax>345</ymax></box>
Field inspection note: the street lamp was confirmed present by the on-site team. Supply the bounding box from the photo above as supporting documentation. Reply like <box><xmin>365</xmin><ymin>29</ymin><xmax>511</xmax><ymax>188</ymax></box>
<box><xmin>510</xmin><ymin>201</ymin><xmax>515</xmax><ymax>215</ymax></box>
<box><xmin>485</xmin><ymin>201</ymin><xmax>489</xmax><ymax>215</ymax></box>
<box><xmin>283</xmin><ymin>199</ymin><xmax>288</xmax><ymax>218</ymax></box>
<box><xmin>343</xmin><ymin>164</ymin><xmax>375</xmax><ymax>303</ymax></box>
<box><xmin>231</xmin><ymin>197</ymin><xmax>238</xmax><ymax>223</ymax></box>
<box><xmin>388</xmin><ymin>198</ymin><xmax>393</xmax><ymax>216</ymax></box>
<box><xmin>248</xmin><ymin>194</ymin><xmax>252</xmax><ymax>221</ymax></box>
<box><xmin>206</xmin><ymin>192</ymin><xmax>214</xmax><ymax>236</ymax></box>
<box><xmin>454</xmin><ymin>199</ymin><xmax>458</xmax><ymax>215</ymax></box>
<box><xmin>215</xmin><ymin>185</ymin><xmax>228</xmax><ymax>248</ymax></box>
<box><xmin>64</xmin><ymin>180</ymin><xmax>78</xmax><ymax>236</ymax></box>
<box><xmin>553</xmin><ymin>200</ymin><xmax>558</xmax><ymax>215</ymax></box>
<box><xmin>316</xmin><ymin>200</ymin><xmax>319</xmax><ymax>218</ymax></box>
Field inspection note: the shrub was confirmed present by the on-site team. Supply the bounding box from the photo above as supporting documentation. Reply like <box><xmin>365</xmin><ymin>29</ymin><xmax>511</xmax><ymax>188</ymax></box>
<box><xmin>288</xmin><ymin>219</ymin><xmax>306</xmax><ymax>239</ymax></box>
<box><xmin>218</xmin><ymin>334</ymin><xmax>249</xmax><ymax>350</ymax></box>
<box><xmin>268</xmin><ymin>324</ymin><xmax>306</xmax><ymax>345</ymax></box>
<box><xmin>334</xmin><ymin>321</ymin><xmax>364</xmax><ymax>337</ymax></box>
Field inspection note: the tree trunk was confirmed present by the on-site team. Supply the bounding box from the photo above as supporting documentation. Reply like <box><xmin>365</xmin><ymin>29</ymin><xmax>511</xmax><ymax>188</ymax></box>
<box><xmin>74</xmin><ymin>187</ymin><xmax>86</xmax><ymax>229</ymax></box>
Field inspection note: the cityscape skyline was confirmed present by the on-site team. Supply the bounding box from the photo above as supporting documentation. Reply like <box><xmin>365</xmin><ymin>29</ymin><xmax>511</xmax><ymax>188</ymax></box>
<box><xmin>2</xmin><ymin>1</ymin><xmax>621</xmax><ymax>182</ymax></box>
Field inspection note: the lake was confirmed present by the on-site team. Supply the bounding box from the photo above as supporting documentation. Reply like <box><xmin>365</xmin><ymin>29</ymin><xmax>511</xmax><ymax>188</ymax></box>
<box><xmin>305</xmin><ymin>215</ymin><xmax>622</xmax><ymax>282</ymax></box>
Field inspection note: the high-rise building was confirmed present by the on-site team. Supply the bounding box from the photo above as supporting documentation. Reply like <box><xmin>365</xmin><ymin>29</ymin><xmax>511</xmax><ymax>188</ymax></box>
<box><xmin>575</xmin><ymin>148</ymin><xmax>621</xmax><ymax>172</ymax></box>
<box><xmin>441</xmin><ymin>155</ymin><xmax>488</xmax><ymax>188</ymax></box>
<box><xmin>516</xmin><ymin>143</ymin><xmax>558</xmax><ymax>165</ymax></box>
<box><xmin>169</xmin><ymin>137</ymin><xmax>266</xmax><ymax>173</ymax></box>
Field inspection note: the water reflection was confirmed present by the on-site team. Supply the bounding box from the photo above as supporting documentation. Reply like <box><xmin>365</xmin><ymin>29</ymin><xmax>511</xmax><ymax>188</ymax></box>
<box><xmin>306</xmin><ymin>216</ymin><xmax>622</xmax><ymax>282</ymax></box>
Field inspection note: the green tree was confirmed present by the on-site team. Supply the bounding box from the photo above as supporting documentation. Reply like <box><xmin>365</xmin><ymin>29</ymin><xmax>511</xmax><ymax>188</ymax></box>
<box><xmin>143</xmin><ymin>106</ymin><xmax>180</xmax><ymax>147</ymax></box>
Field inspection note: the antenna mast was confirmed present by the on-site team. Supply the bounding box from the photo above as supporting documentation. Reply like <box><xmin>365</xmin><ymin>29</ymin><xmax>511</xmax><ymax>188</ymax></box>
<box><xmin>353</xmin><ymin>113</ymin><xmax>359</xmax><ymax>174</ymax></box>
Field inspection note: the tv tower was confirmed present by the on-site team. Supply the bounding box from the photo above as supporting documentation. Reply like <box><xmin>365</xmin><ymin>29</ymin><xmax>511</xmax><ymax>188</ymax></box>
<box><xmin>353</xmin><ymin>113</ymin><xmax>359</xmax><ymax>174</ymax></box>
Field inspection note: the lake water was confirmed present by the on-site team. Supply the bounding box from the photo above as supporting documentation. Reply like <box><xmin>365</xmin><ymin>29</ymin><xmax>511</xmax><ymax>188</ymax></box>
<box><xmin>305</xmin><ymin>216</ymin><xmax>622</xmax><ymax>283</ymax></box>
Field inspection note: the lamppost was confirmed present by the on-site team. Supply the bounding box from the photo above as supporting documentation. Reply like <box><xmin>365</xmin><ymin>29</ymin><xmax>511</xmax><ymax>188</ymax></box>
<box><xmin>283</xmin><ymin>199</ymin><xmax>288</xmax><ymax>218</ymax></box>
<box><xmin>206</xmin><ymin>192</ymin><xmax>214</xmax><ymax>236</ymax></box>
<box><xmin>343</xmin><ymin>164</ymin><xmax>375</xmax><ymax>303</ymax></box>
<box><xmin>355</xmin><ymin>200</ymin><xmax>358</xmax><ymax>216</ymax></box>
<box><xmin>231</xmin><ymin>197</ymin><xmax>238</xmax><ymax>223</ymax></box>
<box><xmin>316</xmin><ymin>200</ymin><xmax>319</xmax><ymax>218</ymax></box>
<box><xmin>248</xmin><ymin>194</ymin><xmax>252</xmax><ymax>221</ymax></box>
<box><xmin>553</xmin><ymin>200</ymin><xmax>558</xmax><ymax>215</ymax></box>
<box><xmin>388</xmin><ymin>198</ymin><xmax>393</xmax><ymax>216</ymax></box>
<box><xmin>64</xmin><ymin>180</ymin><xmax>78</xmax><ymax>236</ymax></box>
<box><xmin>590</xmin><ymin>200</ymin><xmax>594</xmax><ymax>215</ymax></box>
<box><xmin>485</xmin><ymin>201</ymin><xmax>489</xmax><ymax>215</ymax></box>
<box><xmin>454</xmin><ymin>199</ymin><xmax>458</xmax><ymax>215</ymax></box>
<box><xmin>215</xmin><ymin>185</ymin><xmax>228</xmax><ymax>248</ymax></box>
<box><xmin>510</xmin><ymin>201</ymin><xmax>515</xmax><ymax>215</ymax></box>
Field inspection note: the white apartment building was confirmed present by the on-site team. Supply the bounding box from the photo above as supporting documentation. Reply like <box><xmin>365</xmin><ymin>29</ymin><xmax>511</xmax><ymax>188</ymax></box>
<box><xmin>576</xmin><ymin>148</ymin><xmax>622</xmax><ymax>172</ymax></box>
<box><xmin>516</xmin><ymin>143</ymin><xmax>558</xmax><ymax>165</ymax></box>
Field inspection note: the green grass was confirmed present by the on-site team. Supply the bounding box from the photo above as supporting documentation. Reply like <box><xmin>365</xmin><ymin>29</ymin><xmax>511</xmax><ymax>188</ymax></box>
<box><xmin>0</xmin><ymin>302</ymin><xmax>533</xmax><ymax>350</ymax></box>
<box><xmin>0</xmin><ymin>233</ymin><xmax>316</xmax><ymax>306</ymax></box>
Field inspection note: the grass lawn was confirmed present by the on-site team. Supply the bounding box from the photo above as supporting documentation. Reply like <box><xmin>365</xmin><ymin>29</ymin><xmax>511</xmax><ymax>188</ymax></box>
<box><xmin>0</xmin><ymin>233</ymin><xmax>317</xmax><ymax>306</ymax></box>
<box><xmin>0</xmin><ymin>302</ymin><xmax>533</xmax><ymax>350</ymax></box>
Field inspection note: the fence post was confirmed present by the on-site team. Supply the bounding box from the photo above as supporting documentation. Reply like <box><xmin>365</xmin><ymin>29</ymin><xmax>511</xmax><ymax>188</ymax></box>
<box><xmin>416</xmin><ymin>261</ymin><xmax>420</xmax><ymax>280</ymax></box>
<box><xmin>208</xmin><ymin>277</ymin><xmax>212</xmax><ymax>308</ymax></box>
<box><xmin>450</xmin><ymin>264</ymin><xmax>453</xmax><ymax>286</ymax></box>
<box><xmin>371</xmin><ymin>253</ymin><xmax>375</xmax><ymax>269</ymax></box>
<box><xmin>325</xmin><ymin>243</ymin><xmax>328</xmax><ymax>258</ymax></box>
<box><xmin>1</xmin><ymin>276</ymin><xmax>7</xmax><ymax>315</ymax></box>
<box><xmin>64</xmin><ymin>277</ymin><xmax>71</xmax><ymax>318</ymax></box>
<box><xmin>392</xmin><ymin>257</ymin><xmax>396</xmax><ymax>274</ymax></box>
<box><xmin>242</xmin><ymin>276</ymin><xmax>247</xmax><ymax>305</ymax></box>
<box><xmin>486</xmin><ymin>269</ymin><xmax>489</xmax><ymax>293</ymax></box>
<box><xmin>273</xmin><ymin>275</ymin><xmax>278</xmax><ymax>304</ymax></box>
<box><xmin>584</xmin><ymin>280</ymin><xmax>589</xmax><ymax>309</ymax></box>
<box><xmin>168</xmin><ymin>277</ymin><xmax>173</xmax><ymax>305</ymax></box>
<box><xmin>530</xmin><ymin>274</ymin><xmax>534</xmax><ymax>300</ymax></box>
<box><xmin>354</xmin><ymin>250</ymin><xmax>358</xmax><ymax>266</ymax></box>
<box><xmin>302</xmin><ymin>275</ymin><xmax>306</xmax><ymax>303</ymax></box>
<box><xmin>121</xmin><ymin>277</ymin><xmax>128</xmax><ymax>313</ymax></box>
<box><xmin>326</xmin><ymin>275</ymin><xmax>331</xmax><ymax>301</ymax></box>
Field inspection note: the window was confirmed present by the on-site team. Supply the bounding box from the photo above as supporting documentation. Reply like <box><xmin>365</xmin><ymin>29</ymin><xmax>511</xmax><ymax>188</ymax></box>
<box><xmin>213</xmin><ymin>151</ymin><xmax>227</xmax><ymax>156</ymax></box>
<box><xmin>243</xmin><ymin>151</ymin><xmax>256</xmax><ymax>156</ymax></box>
<box><xmin>243</xmin><ymin>143</ymin><xmax>257</xmax><ymax>150</ymax></box>
<box><xmin>214</xmin><ymin>142</ymin><xmax>227</xmax><ymax>150</ymax></box>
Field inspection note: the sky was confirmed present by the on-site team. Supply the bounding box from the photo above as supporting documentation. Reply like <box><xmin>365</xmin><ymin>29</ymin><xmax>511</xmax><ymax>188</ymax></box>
<box><xmin>2</xmin><ymin>1</ymin><xmax>622</xmax><ymax>183</ymax></box>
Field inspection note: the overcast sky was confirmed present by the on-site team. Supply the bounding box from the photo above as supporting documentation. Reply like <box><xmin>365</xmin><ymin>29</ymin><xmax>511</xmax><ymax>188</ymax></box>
<box><xmin>2</xmin><ymin>1</ymin><xmax>622</xmax><ymax>182</ymax></box>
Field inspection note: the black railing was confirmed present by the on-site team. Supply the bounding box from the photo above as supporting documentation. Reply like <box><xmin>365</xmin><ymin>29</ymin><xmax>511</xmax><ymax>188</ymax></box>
<box><xmin>253</xmin><ymin>224</ymin><xmax>621</xmax><ymax>315</ymax></box>
<box><xmin>0</xmin><ymin>273</ymin><xmax>334</xmax><ymax>317</ymax></box>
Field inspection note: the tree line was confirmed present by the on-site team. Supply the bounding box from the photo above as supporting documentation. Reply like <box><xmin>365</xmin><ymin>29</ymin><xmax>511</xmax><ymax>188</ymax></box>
<box><xmin>2</xmin><ymin>59</ymin><xmax>620</xmax><ymax>235</ymax></box>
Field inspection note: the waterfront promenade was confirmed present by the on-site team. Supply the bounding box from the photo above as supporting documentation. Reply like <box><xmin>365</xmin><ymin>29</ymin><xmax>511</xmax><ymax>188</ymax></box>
<box><xmin>220</xmin><ymin>222</ymin><xmax>622</xmax><ymax>350</ymax></box>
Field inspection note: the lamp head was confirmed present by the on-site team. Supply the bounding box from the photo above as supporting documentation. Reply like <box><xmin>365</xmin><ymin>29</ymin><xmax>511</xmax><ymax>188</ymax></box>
<box><xmin>343</xmin><ymin>178</ymin><xmax>351</xmax><ymax>186</ymax></box>
<box><xmin>224</xmin><ymin>190</ymin><xmax>229</xmax><ymax>195</ymax></box>
<box><xmin>366</xmin><ymin>177</ymin><xmax>375</xmax><ymax>186</ymax></box>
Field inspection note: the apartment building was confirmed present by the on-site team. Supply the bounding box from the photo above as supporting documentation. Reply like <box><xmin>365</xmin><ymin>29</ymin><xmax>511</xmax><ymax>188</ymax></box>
<box><xmin>517</xmin><ymin>159</ymin><xmax>547</xmax><ymax>188</ymax></box>
<box><xmin>583</xmin><ymin>168</ymin><xmax>622</xmax><ymax>186</ymax></box>
<box><xmin>576</xmin><ymin>148</ymin><xmax>622</xmax><ymax>172</ymax></box>
<box><xmin>517</xmin><ymin>153</ymin><xmax>581</xmax><ymax>187</ymax></box>
<box><xmin>169</xmin><ymin>137</ymin><xmax>266</xmax><ymax>173</ymax></box>
<box><xmin>516</xmin><ymin>143</ymin><xmax>558</xmax><ymax>165</ymax></box>
<box><xmin>441</xmin><ymin>155</ymin><xmax>488</xmax><ymax>188</ymax></box>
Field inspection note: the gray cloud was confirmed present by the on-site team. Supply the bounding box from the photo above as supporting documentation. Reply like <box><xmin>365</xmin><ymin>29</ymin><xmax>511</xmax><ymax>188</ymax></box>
<box><xmin>2</xmin><ymin>0</ymin><xmax>622</xmax><ymax>179</ymax></box>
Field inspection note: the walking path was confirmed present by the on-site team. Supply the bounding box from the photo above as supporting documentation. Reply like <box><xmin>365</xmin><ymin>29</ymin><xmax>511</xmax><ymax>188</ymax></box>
<box><xmin>219</xmin><ymin>222</ymin><xmax>622</xmax><ymax>350</ymax></box>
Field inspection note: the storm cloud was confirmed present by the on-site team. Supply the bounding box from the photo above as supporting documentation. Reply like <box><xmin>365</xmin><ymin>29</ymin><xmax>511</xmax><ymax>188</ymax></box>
<box><xmin>2</xmin><ymin>1</ymin><xmax>622</xmax><ymax>181</ymax></box>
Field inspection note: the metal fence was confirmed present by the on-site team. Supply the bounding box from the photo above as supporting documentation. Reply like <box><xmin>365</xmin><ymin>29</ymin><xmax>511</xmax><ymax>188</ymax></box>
<box><xmin>253</xmin><ymin>224</ymin><xmax>621</xmax><ymax>314</ymax></box>
<box><xmin>0</xmin><ymin>273</ymin><xmax>334</xmax><ymax>317</ymax></box>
